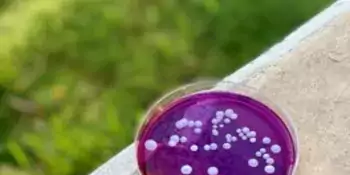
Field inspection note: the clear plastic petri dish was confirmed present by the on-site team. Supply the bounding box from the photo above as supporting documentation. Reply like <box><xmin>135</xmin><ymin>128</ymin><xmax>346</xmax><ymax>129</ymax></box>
<box><xmin>135</xmin><ymin>80</ymin><xmax>299</xmax><ymax>175</ymax></box>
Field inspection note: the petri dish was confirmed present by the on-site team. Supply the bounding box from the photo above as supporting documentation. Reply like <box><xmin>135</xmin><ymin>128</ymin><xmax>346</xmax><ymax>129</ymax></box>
<box><xmin>135</xmin><ymin>81</ymin><xmax>299</xmax><ymax>175</ymax></box>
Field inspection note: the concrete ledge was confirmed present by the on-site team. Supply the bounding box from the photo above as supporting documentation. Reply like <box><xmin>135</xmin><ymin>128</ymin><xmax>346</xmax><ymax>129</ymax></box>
<box><xmin>90</xmin><ymin>1</ymin><xmax>350</xmax><ymax>174</ymax></box>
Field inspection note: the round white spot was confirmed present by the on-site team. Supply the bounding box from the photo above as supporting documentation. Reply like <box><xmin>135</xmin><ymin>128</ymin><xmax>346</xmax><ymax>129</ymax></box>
<box><xmin>225</xmin><ymin>109</ymin><xmax>234</xmax><ymax>117</ymax></box>
<box><xmin>180</xmin><ymin>136</ymin><xmax>188</xmax><ymax>143</ymax></box>
<box><xmin>242</xmin><ymin>136</ymin><xmax>248</xmax><ymax>140</ymax></box>
<box><xmin>212</xmin><ymin>125</ymin><xmax>218</xmax><ymax>129</ymax></box>
<box><xmin>262</xmin><ymin>137</ymin><xmax>271</xmax><ymax>144</ymax></box>
<box><xmin>175</xmin><ymin>118</ymin><xmax>188</xmax><ymax>129</ymax></box>
<box><xmin>210</xmin><ymin>143</ymin><xmax>218</xmax><ymax>150</ymax></box>
<box><xmin>236</xmin><ymin>128</ymin><xmax>242</xmax><ymax>133</ymax></box>
<box><xmin>247</xmin><ymin>131</ymin><xmax>257</xmax><ymax>138</ymax></box>
<box><xmin>216</xmin><ymin>111</ymin><xmax>225</xmax><ymax>119</ymax></box>
<box><xmin>170</xmin><ymin>135</ymin><xmax>180</xmax><ymax>142</ymax></box>
<box><xmin>212</xmin><ymin>129</ymin><xmax>219</xmax><ymax>136</ymax></box>
<box><xmin>211</xmin><ymin>118</ymin><xmax>218</xmax><ymax>124</ymax></box>
<box><xmin>194</xmin><ymin>128</ymin><xmax>202</xmax><ymax>134</ymax></box>
<box><xmin>225</xmin><ymin>134</ymin><xmax>232</xmax><ymax>140</ymax></box>
<box><xmin>168</xmin><ymin>140</ymin><xmax>177</xmax><ymax>147</ymax></box>
<box><xmin>239</xmin><ymin>133</ymin><xmax>244</xmax><ymax>137</ymax></box>
<box><xmin>266</xmin><ymin>158</ymin><xmax>275</xmax><ymax>164</ymax></box>
<box><xmin>219</xmin><ymin>124</ymin><xmax>224</xmax><ymax>128</ymax></box>
<box><xmin>263</xmin><ymin>153</ymin><xmax>270</xmax><ymax>159</ymax></box>
<box><xmin>231</xmin><ymin>136</ymin><xmax>237</xmax><ymax>142</ymax></box>
<box><xmin>188</xmin><ymin>121</ymin><xmax>195</xmax><ymax>127</ymax></box>
<box><xmin>194</xmin><ymin>120</ymin><xmax>203</xmax><ymax>127</ymax></box>
<box><xmin>224</xmin><ymin>118</ymin><xmax>231</xmax><ymax>124</ymax></box>
<box><xmin>249</xmin><ymin>138</ymin><xmax>257</xmax><ymax>143</ymax></box>
<box><xmin>242</xmin><ymin>127</ymin><xmax>250</xmax><ymax>133</ymax></box>
<box><xmin>181</xmin><ymin>164</ymin><xmax>193</xmax><ymax>175</ymax></box>
<box><xmin>271</xmin><ymin>144</ymin><xmax>282</xmax><ymax>154</ymax></box>
<box><xmin>260</xmin><ymin>148</ymin><xmax>267</xmax><ymax>153</ymax></box>
<box><xmin>144</xmin><ymin>139</ymin><xmax>157</xmax><ymax>151</ymax></box>
<box><xmin>230</xmin><ymin>113</ymin><xmax>238</xmax><ymax>120</ymax></box>
<box><xmin>255</xmin><ymin>151</ymin><xmax>262</xmax><ymax>157</ymax></box>
<box><xmin>190</xmin><ymin>145</ymin><xmax>198</xmax><ymax>152</ymax></box>
<box><xmin>204</xmin><ymin>144</ymin><xmax>211</xmax><ymax>151</ymax></box>
<box><xmin>248</xmin><ymin>158</ymin><xmax>259</xmax><ymax>167</ymax></box>
<box><xmin>207</xmin><ymin>166</ymin><xmax>219</xmax><ymax>175</ymax></box>
<box><xmin>223</xmin><ymin>143</ymin><xmax>231</xmax><ymax>149</ymax></box>
<box><xmin>264</xmin><ymin>165</ymin><xmax>275</xmax><ymax>174</ymax></box>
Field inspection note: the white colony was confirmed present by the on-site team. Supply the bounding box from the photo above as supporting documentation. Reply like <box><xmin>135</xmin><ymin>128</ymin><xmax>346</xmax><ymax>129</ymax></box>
<box><xmin>194</xmin><ymin>128</ymin><xmax>202</xmax><ymax>134</ymax></box>
<box><xmin>242</xmin><ymin>127</ymin><xmax>250</xmax><ymax>133</ymax></box>
<box><xmin>223</xmin><ymin>143</ymin><xmax>231</xmax><ymax>149</ymax></box>
<box><xmin>194</xmin><ymin>120</ymin><xmax>203</xmax><ymax>127</ymax></box>
<box><xmin>266</xmin><ymin>158</ymin><xmax>275</xmax><ymax>164</ymax></box>
<box><xmin>210</xmin><ymin>143</ymin><xmax>218</xmax><ymax>150</ymax></box>
<box><xmin>230</xmin><ymin>113</ymin><xmax>238</xmax><ymax>120</ymax></box>
<box><xmin>249</xmin><ymin>138</ymin><xmax>257</xmax><ymax>143</ymax></box>
<box><xmin>255</xmin><ymin>151</ymin><xmax>262</xmax><ymax>157</ymax></box>
<box><xmin>175</xmin><ymin>118</ymin><xmax>188</xmax><ymax>129</ymax></box>
<box><xmin>188</xmin><ymin>120</ymin><xmax>195</xmax><ymax>127</ymax></box>
<box><xmin>216</xmin><ymin>111</ymin><xmax>225</xmax><ymax>118</ymax></box>
<box><xmin>242</xmin><ymin>136</ymin><xmax>248</xmax><ymax>140</ymax></box>
<box><xmin>224</xmin><ymin>118</ymin><xmax>231</xmax><ymax>124</ymax></box>
<box><xmin>231</xmin><ymin>136</ymin><xmax>237</xmax><ymax>142</ymax></box>
<box><xmin>212</xmin><ymin>118</ymin><xmax>219</xmax><ymax>125</ymax></box>
<box><xmin>263</xmin><ymin>153</ymin><xmax>270</xmax><ymax>159</ymax></box>
<box><xmin>144</xmin><ymin>139</ymin><xmax>157</xmax><ymax>151</ymax></box>
<box><xmin>190</xmin><ymin>145</ymin><xmax>199</xmax><ymax>152</ymax></box>
<box><xmin>271</xmin><ymin>144</ymin><xmax>282</xmax><ymax>154</ymax></box>
<box><xmin>212</xmin><ymin>129</ymin><xmax>219</xmax><ymax>136</ymax></box>
<box><xmin>264</xmin><ymin>165</ymin><xmax>275</xmax><ymax>174</ymax></box>
<box><xmin>260</xmin><ymin>148</ymin><xmax>267</xmax><ymax>153</ymax></box>
<box><xmin>207</xmin><ymin>166</ymin><xmax>219</xmax><ymax>175</ymax></box>
<box><xmin>219</xmin><ymin>124</ymin><xmax>224</xmax><ymax>128</ymax></box>
<box><xmin>236</xmin><ymin>128</ymin><xmax>242</xmax><ymax>133</ymax></box>
<box><xmin>180</xmin><ymin>136</ymin><xmax>188</xmax><ymax>143</ymax></box>
<box><xmin>247</xmin><ymin>131</ymin><xmax>257</xmax><ymax>138</ymax></box>
<box><xmin>170</xmin><ymin>135</ymin><xmax>180</xmax><ymax>142</ymax></box>
<box><xmin>224</xmin><ymin>108</ymin><xmax>234</xmax><ymax>117</ymax></box>
<box><xmin>168</xmin><ymin>140</ymin><xmax>177</xmax><ymax>147</ymax></box>
<box><xmin>248</xmin><ymin>158</ymin><xmax>259</xmax><ymax>167</ymax></box>
<box><xmin>181</xmin><ymin>164</ymin><xmax>193</xmax><ymax>175</ymax></box>
<box><xmin>204</xmin><ymin>144</ymin><xmax>211</xmax><ymax>151</ymax></box>
<box><xmin>262</xmin><ymin>137</ymin><xmax>271</xmax><ymax>144</ymax></box>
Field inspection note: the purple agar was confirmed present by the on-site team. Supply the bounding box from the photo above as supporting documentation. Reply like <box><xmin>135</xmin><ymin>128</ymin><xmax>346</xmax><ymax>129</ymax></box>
<box><xmin>136</xmin><ymin>91</ymin><xmax>297</xmax><ymax>175</ymax></box>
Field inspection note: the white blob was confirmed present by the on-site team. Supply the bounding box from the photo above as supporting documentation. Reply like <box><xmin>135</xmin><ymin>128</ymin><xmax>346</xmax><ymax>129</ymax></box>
<box><xmin>262</xmin><ymin>137</ymin><xmax>271</xmax><ymax>144</ymax></box>
<box><xmin>204</xmin><ymin>144</ymin><xmax>211</xmax><ymax>151</ymax></box>
<box><xmin>236</xmin><ymin>128</ymin><xmax>242</xmax><ymax>133</ymax></box>
<box><xmin>224</xmin><ymin>108</ymin><xmax>234</xmax><ymax>117</ymax></box>
<box><xmin>211</xmin><ymin>118</ymin><xmax>218</xmax><ymax>124</ymax></box>
<box><xmin>249</xmin><ymin>138</ymin><xmax>257</xmax><ymax>143</ymax></box>
<box><xmin>225</xmin><ymin>134</ymin><xmax>232</xmax><ymax>140</ymax></box>
<box><xmin>190</xmin><ymin>145</ymin><xmax>199</xmax><ymax>152</ymax></box>
<box><xmin>255</xmin><ymin>151</ymin><xmax>262</xmax><ymax>157</ymax></box>
<box><xmin>239</xmin><ymin>133</ymin><xmax>244</xmax><ymax>137</ymax></box>
<box><xmin>212</xmin><ymin>125</ymin><xmax>218</xmax><ymax>129</ymax></box>
<box><xmin>271</xmin><ymin>144</ymin><xmax>282</xmax><ymax>154</ymax></box>
<box><xmin>242</xmin><ymin>127</ymin><xmax>250</xmax><ymax>133</ymax></box>
<box><xmin>207</xmin><ymin>166</ymin><xmax>219</xmax><ymax>175</ymax></box>
<box><xmin>175</xmin><ymin>118</ymin><xmax>188</xmax><ymax>129</ymax></box>
<box><xmin>180</xmin><ymin>136</ymin><xmax>188</xmax><ymax>143</ymax></box>
<box><xmin>266</xmin><ymin>158</ymin><xmax>275</xmax><ymax>164</ymax></box>
<box><xmin>264</xmin><ymin>165</ymin><xmax>275</xmax><ymax>174</ymax></box>
<box><xmin>223</xmin><ymin>143</ymin><xmax>231</xmax><ymax>149</ymax></box>
<box><xmin>194</xmin><ymin>120</ymin><xmax>203</xmax><ymax>127</ymax></box>
<box><xmin>168</xmin><ymin>140</ymin><xmax>177</xmax><ymax>147</ymax></box>
<box><xmin>231</xmin><ymin>136</ymin><xmax>237</xmax><ymax>142</ymax></box>
<box><xmin>260</xmin><ymin>148</ymin><xmax>267</xmax><ymax>153</ymax></box>
<box><xmin>181</xmin><ymin>164</ymin><xmax>193</xmax><ymax>175</ymax></box>
<box><xmin>219</xmin><ymin>124</ymin><xmax>224</xmax><ymax>128</ymax></box>
<box><xmin>247</xmin><ymin>131</ymin><xmax>257</xmax><ymax>138</ymax></box>
<box><xmin>212</xmin><ymin>129</ymin><xmax>219</xmax><ymax>136</ymax></box>
<box><xmin>170</xmin><ymin>135</ymin><xmax>180</xmax><ymax>142</ymax></box>
<box><xmin>230</xmin><ymin>113</ymin><xmax>238</xmax><ymax>120</ymax></box>
<box><xmin>188</xmin><ymin>120</ymin><xmax>195</xmax><ymax>127</ymax></box>
<box><xmin>224</xmin><ymin>118</ymin><xmax>231</xmax><ymax>124</ymax></box>
<box><xmin>242</xmin><ymin>136</ymin><xmax>248</xmax><ymax>140</ymax></box>
<box><xmin>248</xmin><ymin>158</ymin><xmax>259</xmax><ymax>167</ymax></box>
<box><xmin>216</xmin><ymin>111</ymin><xmax>225</xmax><ymax>118</ymax></box>
<box><xmin>145</xmin><ymin>139</ymin><xmax>158</xmax><ymax>151</ymax></box>
<box><xmin>194</xmin><ymin>128</ymin><xmax>202</xmax><ymax>134</ymax></box>
<box><xmin>210</xmin><ymin>143</ymin><xmax>218</xmax><ymax>150</ymax></box>
<box><xmin>263</xmin><ymin>153</ymin><xmax>270</xmax><ymax>159</ymax></box>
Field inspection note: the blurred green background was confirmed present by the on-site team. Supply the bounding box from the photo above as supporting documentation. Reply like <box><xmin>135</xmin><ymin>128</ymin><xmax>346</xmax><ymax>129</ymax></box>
<box><xmin>0</xmin><ymin>0</ymin><xmax>331</xmax><ymax>174</ymax></box>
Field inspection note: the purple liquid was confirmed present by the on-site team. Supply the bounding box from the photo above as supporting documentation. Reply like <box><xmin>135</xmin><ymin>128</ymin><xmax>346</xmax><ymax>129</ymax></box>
<box><xmin>137</xmin><ymin>91</ymin><xmax>297</xmax><ymax>175</ymax></box>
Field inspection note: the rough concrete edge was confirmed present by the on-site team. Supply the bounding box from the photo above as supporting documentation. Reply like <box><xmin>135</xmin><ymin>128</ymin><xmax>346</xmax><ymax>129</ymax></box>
<box><xmin>89</xmin><ymin>1</ymin><xmax>350</xmax><ymax>175</ymax></box>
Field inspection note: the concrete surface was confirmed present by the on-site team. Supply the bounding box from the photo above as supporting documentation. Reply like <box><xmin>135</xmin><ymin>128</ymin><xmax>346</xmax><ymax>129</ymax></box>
<box><xmin>90</xmin><ymin>0</ymin><xmax>350</xmax><ymax>174</ymax></box>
